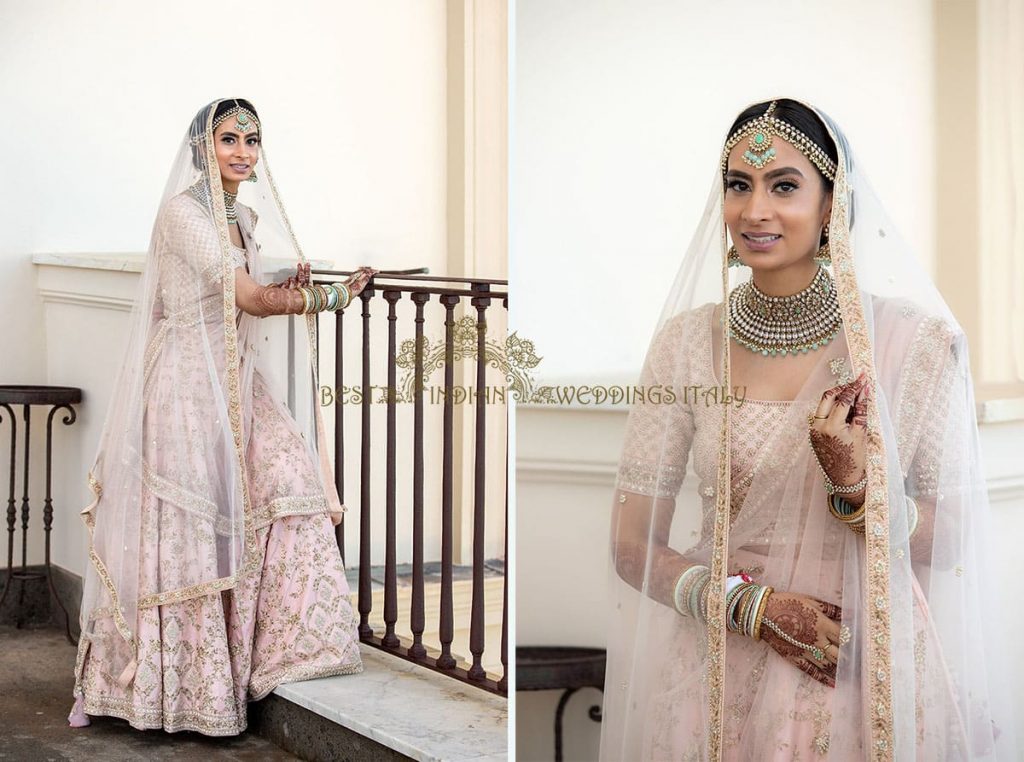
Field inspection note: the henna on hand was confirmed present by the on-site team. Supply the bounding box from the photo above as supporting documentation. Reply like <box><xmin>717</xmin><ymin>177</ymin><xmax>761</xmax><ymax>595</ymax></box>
<box><xmin>809</xmin><ymin>429</ymin><xmax>859</xmax><ymax>482</ymax></box>
<box><xmin>795</xmin><ymin>657</ymin><xmax>836</xmax><ymax>688</ymax></box>
<box><xmin>761</xmin><ymin>592</ymin><xmax>840</xmax><ymax>688</ymax></box>
<box><xmin>851</xmin><ymin>401</ymin><xmax>867</xmax><ymax>427</ymax></box>
<box><xmin>253</xmin><ymin>284</ymin><xmax>304</xmax><ymax>316</ymax></box>
<box><xmin>817</xmin><ymin>599</ymin><xmax>842</xmax><ymax>622</ymax></box>
<box><xmin>832</xmin><ymin>381</ymin><xmax>859</xmax><ymax>407</ymax></box>
<box><xmin>346</xmin><ymin>268</ymin><xmax>376</xmax><ymax>298</ymax></box>
<box><xmin>762</xmin><ymin>595</ymin><xmax>821</xmax><ymax>660</ymax></box>
<box><xmin>851</xmin><ymin>385</ymin><xmax>869</xmax><ymax>427</ymax></box>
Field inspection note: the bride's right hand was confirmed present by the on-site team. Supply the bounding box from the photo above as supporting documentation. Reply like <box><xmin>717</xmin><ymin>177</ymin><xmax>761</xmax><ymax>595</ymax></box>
<box><xmin>759</xmin><ymin>590</ymin><xmax>843</xmax><ymax>688</ymax></box>
<box><xmin>344</xmin><ymin>266</ymin><xmax>378</xmax><ymax>298</ymax></box>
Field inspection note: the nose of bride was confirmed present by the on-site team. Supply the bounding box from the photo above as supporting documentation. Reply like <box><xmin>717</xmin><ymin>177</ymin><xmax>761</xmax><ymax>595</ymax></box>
<box><xmin>742</xmin><ymin>189</ymin><xmax>772</xmax><ymax>223</ymax></box>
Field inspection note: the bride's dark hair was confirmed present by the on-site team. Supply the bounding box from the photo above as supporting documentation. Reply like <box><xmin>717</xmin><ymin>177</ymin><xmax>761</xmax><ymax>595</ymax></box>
<box><xmin>213</xmin><ymin>98</ymin><xmax>260</xmax><ymax>124</ymax></box>
<box><xmin>726</xmin><ymin>99</ymin><xmax>839</xmax><ymax>191</ymax></box>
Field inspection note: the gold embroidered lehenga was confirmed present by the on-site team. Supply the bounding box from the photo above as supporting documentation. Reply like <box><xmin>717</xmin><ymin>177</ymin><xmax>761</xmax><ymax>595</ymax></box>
<box><xmin>70</xmin><ymin>99</ymin><xmax>361</xmax><ymax>735</ymax></box>
<box><xmin>601</xmin><ymin>100</ymin><xmax>1018</xmax><ymax>760</ymax></box>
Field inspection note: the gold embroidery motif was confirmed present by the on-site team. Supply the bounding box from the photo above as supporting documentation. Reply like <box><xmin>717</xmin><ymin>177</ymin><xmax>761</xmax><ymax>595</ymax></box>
<box><xmin>79</xmin><ymin>514</ymin><xmax>362</xmax><ymax>735</ymax></box>
<box><xmin>829</xmin><ymin>356</ymin><xmax>854</xmax><ymax>384</ymax></box>
<box><xmin>616</xmin><ymin>461</ymin><xmax>686</xmax><ymax>498</ymax></box>
<box><xmin>141</xmin><ymin>459</ymin><xmax>236</xmax><ymax>536</ymax></box>
<box><xmin>251</xmin><ymin>495</ymin><xmax>328</xmax><ymax>531</ymax></box>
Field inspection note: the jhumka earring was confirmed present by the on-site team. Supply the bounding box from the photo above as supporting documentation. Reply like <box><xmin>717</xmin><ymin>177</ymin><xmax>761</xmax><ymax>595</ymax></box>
<box><xmin>247</xmin><ymin>169</ymin><xmax>259</xmax><ymax>183</ymax></box>
<box><xmin>727</xmin><ymin>245</ymin><xmax>743</xmax><ymax>268</ymax></box>
<box><xmin>814</xmin><ymin>223</ymin><xmax>831</xmax><ymax>266</ymax></box>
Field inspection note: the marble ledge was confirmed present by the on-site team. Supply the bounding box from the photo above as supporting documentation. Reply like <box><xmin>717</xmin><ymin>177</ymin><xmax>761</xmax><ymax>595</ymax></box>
<box><xmin>273</xmin><ymin>645</ymin><xmax>507</xmax><ymax>762</ymax></box>
<box><xmin>33</xmin><ymin>251</ymin><xmax>147</xmax><ymax>273</ymax></box>
<box><xmin>31</xmin><ymin>251</ymin><xmax>334</xmax><ymax>276</ymax></box>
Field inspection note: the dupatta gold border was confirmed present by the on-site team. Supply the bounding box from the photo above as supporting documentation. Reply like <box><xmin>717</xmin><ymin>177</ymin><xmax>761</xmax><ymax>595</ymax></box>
<box><xmin>706</xmin><ymin>183</ymin><xmax>732</xmax><ymax>761</ymax></box>
<box><xmin>828</xmin><ymin>160</ymin><xmax>895</xmax><ymax>761</ymax></box>
<box><xmin>707</xmin><ymin>104</ymin><xmax>895</xmax><ymax>761</ymax></box>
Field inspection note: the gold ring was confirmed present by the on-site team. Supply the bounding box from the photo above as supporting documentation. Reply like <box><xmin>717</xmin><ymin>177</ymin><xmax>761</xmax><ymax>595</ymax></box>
<box><xmin>813</xmin><ymin>415</ymin><xmax>830</xmax><ymax>419</ymax></box>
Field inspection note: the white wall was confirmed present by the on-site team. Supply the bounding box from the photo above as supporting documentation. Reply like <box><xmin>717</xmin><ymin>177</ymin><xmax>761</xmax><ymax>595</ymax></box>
<box><xmin>512</xmin><ymin>0</ymin><xmax>936</xmax><ymax>386</ymax></box>
<box><xmin>0</xmin><ymin>0</ymin><xmax>449</xmax><ymax>570</ymax></box>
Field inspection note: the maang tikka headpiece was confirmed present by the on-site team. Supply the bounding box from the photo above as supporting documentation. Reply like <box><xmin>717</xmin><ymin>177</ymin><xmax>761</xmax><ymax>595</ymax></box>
<box><xmin>211</xmin><ymin>100</ymin><xmax>261</xmax><ymax>136</ymax></box>
<box><xmin>720</xmin><ymin>100</ymin><xmax>837</xmax><ymax>181</ymax></box>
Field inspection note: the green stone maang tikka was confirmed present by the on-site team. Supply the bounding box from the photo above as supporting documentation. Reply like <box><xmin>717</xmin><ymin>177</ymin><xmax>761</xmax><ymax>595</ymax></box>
<box><xmin>234</xmin><ymin>110</ymin><xmax>255</xmax><ymax>134</ymax></box>
<box><xmin>210</xmin><ymin>101</ymin><xmax>261</xmax><ymax>136</ymax></box>
<box><xmin>745</xmin><ymin>122</ymin><xmax>776</xmax><ymax>169</ymax></box>
<box><xmin>721</xmin><ymin>100</ymin><xmax>837</xmax><ymax>181</ymax></box>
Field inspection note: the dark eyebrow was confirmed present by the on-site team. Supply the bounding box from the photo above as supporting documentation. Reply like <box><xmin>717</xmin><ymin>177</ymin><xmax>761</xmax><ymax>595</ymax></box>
<box><xmin>725</xmin><ymin>166</ymin><xmax>805</xmax><ymax>181</ymax></box>
<box><xmin>218</xmin><ymin>131</ymin><xmax>260</xmax><ymax>138</ymax></box>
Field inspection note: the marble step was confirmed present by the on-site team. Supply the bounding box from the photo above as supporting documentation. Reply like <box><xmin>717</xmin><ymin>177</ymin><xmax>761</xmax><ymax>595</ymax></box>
<box><xmin>252</xmin><ymin>645</ymin><xmax>508</xmax><ymax>762</ymax></box>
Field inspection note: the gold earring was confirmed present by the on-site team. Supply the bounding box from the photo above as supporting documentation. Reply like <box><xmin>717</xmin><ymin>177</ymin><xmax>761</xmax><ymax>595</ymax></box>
<box><xmin>814</xmin><ymin>223</ymin><xmax>831</xmax><ymax>266</ymax></box>
<box><xmin>727</xmin><ymin>245</ymin><xmax>742</xmax><ymax>268</ymax></box>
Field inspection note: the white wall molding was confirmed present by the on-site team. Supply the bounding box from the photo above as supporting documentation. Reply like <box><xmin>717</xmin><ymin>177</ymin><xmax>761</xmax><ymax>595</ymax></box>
<box><xmin>987</xmin><ymin>474</ymin><xmax>1024</xmax><ymax>505</ymax></box>
<box><xmin>516</xmin><ymin>457</ymin><xmax>617</xmax><ymax>487</ymax></box>
<box><xmin>37</xmin><ymin>288</ymin><xmax>134</xmax><ymax>313</ymax></box>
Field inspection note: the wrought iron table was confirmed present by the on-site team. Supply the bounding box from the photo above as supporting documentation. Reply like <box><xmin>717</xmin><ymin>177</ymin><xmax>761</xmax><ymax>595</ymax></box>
<box><xmin>0</xmin><ymin>385</ymin><xmax>81</xmax><ymax>643</ymax></box>
<box><xmin>516</xmin><ymin>646</ymin><xmax>606</xmax><ymax>761</ymax></box>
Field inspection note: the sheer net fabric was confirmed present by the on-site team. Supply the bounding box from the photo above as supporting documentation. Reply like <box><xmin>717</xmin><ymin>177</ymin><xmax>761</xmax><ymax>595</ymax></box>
<box><xmin>72</xmin><ymin>99</ymin><xmax>360</xmax><ymax>734</ymax></box>
<box><xmin>602</xmin><ymin>100</ymin><xmax>1017</xmax><ymax>760</ymax></box>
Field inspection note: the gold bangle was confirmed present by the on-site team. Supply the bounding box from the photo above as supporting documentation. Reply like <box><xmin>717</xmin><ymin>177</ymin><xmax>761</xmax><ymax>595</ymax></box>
<box><xmin>753</xmin><ymin>586</ymin><xmax>773</xmax><ymax>641</ymax></box>
<box><xmin>299</xmin><ymin>287</ymin><xmax>313</xmax><ymax>314</ymax></box>
<box><xmin>827</xmin><ymin>493</ymin><xmax>865</xmax><ymax>523</ymax></box>
<box><xmin>333</xmin><ymin>282</ymin><xmax>351</xmax><ymax>310</ymax></box>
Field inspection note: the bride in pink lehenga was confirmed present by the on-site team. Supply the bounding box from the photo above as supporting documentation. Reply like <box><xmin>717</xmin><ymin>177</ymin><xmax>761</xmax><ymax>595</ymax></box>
<box><xmin>602</xmin><ymin>99</ymin><xmax>1018</xmax><ymax>760</ymax></box>
<box><xmin>68</xmin><ymin>98</ymin><xmax>374</xmax><ymax>735</ymax></box>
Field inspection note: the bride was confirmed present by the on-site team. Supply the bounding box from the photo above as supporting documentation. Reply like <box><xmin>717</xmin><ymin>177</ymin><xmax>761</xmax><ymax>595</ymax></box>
<box><xmin>69</xmin><ymin>98</ymin><xmax>374</xmax><ymax>735</ymax></box>
<box><xmin>602</xmin><ymin>98</ymin><xmax>1017</xmax><ymax>759</ymax></box>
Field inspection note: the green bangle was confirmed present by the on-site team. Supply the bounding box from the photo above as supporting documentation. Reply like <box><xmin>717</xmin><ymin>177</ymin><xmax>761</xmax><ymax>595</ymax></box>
<box><xmin>324</xmin><ymin>284</ymin><xmax>339</xmax><ymax>311</ymax></box>
<box><xmin>332</xmin><ymin>282</ymin><xmax>351</xmax><ymax>311</ymax></box>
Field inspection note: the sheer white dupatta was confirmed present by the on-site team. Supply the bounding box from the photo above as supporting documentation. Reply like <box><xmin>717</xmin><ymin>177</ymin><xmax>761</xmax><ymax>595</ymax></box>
<box><xmin>601</xmin><ymin>99</ymin><xmax>1017</xmax><ymax>760</ymax></box>
<box><xmin>75</xmin><ymin>98</ymin><xmax>341</xmax><ymax>688</ymax></box>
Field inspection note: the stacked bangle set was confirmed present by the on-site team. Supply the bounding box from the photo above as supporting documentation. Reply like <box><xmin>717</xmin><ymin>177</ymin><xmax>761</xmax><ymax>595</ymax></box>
<box><xmin>824</xmin><ymin>479</ymin><xmax>921</xmax><ymax>541</ymax></box>
<box><xmin>673</xmin><ymin>566</ymin><xmax>773</xmax><ymax>640</ymax></box>
<box><xmin>726</xmin><ymin>577</ymin><xmax>774</xmax><ymax>640</ymax></box>
<box><xmin>673</xmin><ymin>565</ymin><xmax>826</xmax><ymax>663</ymax></box>
<box><xmin>299</xmin><ymin>282</ymin><xmax>351</xmax><ymax>314</ymax></box>
<box><xmin>673</xmin><ymin>564</ymin><xmax>713</xmax><ymax>621</ymax></box>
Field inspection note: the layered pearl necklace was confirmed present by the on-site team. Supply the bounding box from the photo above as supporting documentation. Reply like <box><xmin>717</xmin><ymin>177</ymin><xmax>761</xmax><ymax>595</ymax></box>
<box><xmin>223</xmin><ymin>190</ymin><xmax>238</xmax><ymax>225</ymax></box>
<box><xmin>728</xmin><ymin>266</ymin><xmax>842</xmax><ymax>357</ymax></box>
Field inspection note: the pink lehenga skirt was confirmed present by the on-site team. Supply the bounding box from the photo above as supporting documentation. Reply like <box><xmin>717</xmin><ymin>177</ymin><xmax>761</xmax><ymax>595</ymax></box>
<box><xmin>73</xmin><ymin>373</ymin><xmax>363</xmax><ymax>735</ymax></box>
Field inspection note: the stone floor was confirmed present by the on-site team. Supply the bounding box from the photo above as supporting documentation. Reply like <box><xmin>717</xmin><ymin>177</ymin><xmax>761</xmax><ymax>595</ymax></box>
<box><xmin>0</xmin><ymin>624</ymin><xmax>297</xmax><ymax>762</ymax></box>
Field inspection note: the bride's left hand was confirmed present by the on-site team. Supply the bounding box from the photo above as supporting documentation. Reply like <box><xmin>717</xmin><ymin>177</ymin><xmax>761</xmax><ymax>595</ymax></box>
<box><xmin>808</xmin><ymin>371</ymin><xmax>869</xmax><ymax>506</ymax></box>
<box><xmin>270</xmin><ymin>262</ymin><xmax>311</xmax><ymax>290</ymax></box>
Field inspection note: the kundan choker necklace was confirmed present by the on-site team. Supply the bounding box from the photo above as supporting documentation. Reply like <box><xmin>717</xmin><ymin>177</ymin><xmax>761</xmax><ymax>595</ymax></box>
<box><xmin>728</xmin><ymin>266</ymin><xmax>842</xmax><ymax>357</ymax></box>
<box><xmin>188</xmin><ymin>182</ymin><xmax>239</xmax><ymax>225</ymax></box>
